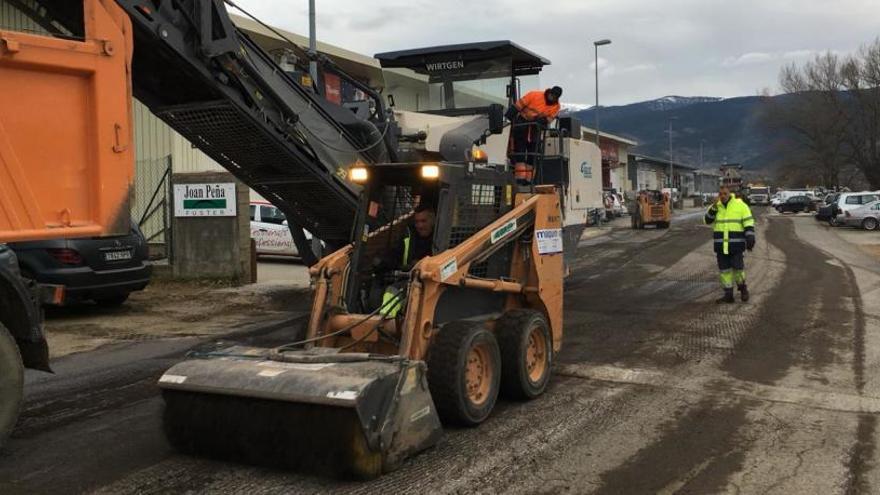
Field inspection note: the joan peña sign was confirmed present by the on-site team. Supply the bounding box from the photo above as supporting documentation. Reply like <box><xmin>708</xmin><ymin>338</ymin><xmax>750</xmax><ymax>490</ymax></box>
<box><xmin>174</xmin><ymin>183</ymin><xmax>237</xmax><ymax>217</ymax></box>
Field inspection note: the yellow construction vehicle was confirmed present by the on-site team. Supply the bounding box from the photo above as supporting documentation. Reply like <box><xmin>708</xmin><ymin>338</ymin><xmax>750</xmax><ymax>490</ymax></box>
<box><xmin>631</xmin><ymin>190</ymin><xmax>671</xmax><ymax>229</ymax></box>
<box><xmin>160</xmin><ymin>163</ymin><xmax>565</xmax><ymax>478</ymax></box>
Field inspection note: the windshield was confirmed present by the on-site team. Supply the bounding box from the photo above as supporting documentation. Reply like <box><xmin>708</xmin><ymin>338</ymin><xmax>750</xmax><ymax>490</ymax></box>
<box><xmin>425</xmin><ymin>74</ymin><xmax>540</xmax><ymax>111</ymax></box>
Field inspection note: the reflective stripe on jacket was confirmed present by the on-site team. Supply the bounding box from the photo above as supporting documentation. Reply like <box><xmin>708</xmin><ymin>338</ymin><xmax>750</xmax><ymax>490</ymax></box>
<box><xmin>401</xmin><ymin>235</ymin><xmax>411</xmax><ymax>267</ymax></box>
<box><xmin>515</xmin><ymin>90</ymin><xmax>561</xmax><ymax>121</ymax></box>
<box><xmin>704</xmin><ymin>194</ymin><xmax>755</xmax><ymax>255</ymax></box>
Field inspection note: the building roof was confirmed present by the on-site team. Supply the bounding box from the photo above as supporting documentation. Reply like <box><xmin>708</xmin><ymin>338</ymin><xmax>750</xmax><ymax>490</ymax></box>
<box><xmin>580</xmin><ymin>126</ymin><xmax>638</xmax><ymax>146</ymax></box>
<box><xmin>632</xmin><ymin>154</ymin><xmax>697</xmax><ymax>170</ymax></box>
<box><xmin>375</xmin><ymin>41</ymin><xmax>551</xmax><ymax>77</ymax></box>
<box><xmin>231</xmin><ymin>14</ymin><xmax>387</xmax><ymax>88</ymax></box>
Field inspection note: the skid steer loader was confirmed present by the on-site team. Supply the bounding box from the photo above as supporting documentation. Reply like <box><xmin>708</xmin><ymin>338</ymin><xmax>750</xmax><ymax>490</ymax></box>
<box><xmin>159</xmin><ymin>162</ymin><xmax>564</xmax><ymax>478</ymax></box>
<box><xmin>631</xmin><ymin>190</ymin><xmax>671</xmax><ymax>229</ymax></box>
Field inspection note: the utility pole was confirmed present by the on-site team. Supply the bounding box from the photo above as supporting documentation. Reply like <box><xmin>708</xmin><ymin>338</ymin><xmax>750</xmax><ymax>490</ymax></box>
<box><xmin>592</xmin><ymin>39</ymin><xmax>611</xmax><ymax>147</ymax></box>
<box><xmin>700</xmin><ymin>140</ymin><xmax>705</xmax><ymax>169</ymax></box>
<box><xmin>667</xmin><ymin>117</ymin><xmax>677</xmax><ymax>211</ymax></box>
<box><xmin>308</xmin><ymin>0</ymin><xmax>318</xmax><ymax>87</ymax></box>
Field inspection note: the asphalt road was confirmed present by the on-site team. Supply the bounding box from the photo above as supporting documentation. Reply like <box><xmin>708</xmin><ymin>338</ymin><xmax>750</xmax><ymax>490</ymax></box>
<box><xmin>4</xmin><ymin>209</ymin><xmax>880</xmax><ymax>494</ymax></box>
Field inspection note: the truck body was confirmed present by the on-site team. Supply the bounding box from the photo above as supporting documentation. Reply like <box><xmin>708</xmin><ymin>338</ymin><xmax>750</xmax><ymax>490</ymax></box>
<box><xmin>748</xmin><ymin>185</ymin><xmax>771</xmax><ymax>205</ymax></box>
<box><xmin>0</xmin><ymin>0</ymin><xmax>136</xmax><ymax>447</ymax></box>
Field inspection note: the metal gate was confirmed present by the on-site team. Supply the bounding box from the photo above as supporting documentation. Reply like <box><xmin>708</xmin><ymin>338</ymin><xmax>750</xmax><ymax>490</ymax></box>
<box><xmin>133</xmin><ymin>156</ymin><xmax>173</xmax><ymax>261</ymax></box>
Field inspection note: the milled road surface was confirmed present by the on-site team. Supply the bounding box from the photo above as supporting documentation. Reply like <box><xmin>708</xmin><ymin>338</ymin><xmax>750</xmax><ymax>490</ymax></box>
<box><xmin>4</xmin><ymin>209</ymin><xmax>880</xmax><ymax>494</ymax></box>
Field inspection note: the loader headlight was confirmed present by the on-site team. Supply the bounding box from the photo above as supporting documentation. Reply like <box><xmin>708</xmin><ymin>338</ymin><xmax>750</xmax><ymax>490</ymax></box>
<box><xmin>350</xmin><ymin>167</ymin><xmax>369</xmax><ymax>183</ymax></box>
<box><xmin>471</xmin><ymin>148</ymin><xmax>488</xmax><ymax>163</ymax></box>
<box><xmin>421</xmin><ymin>164</ymin><xmax>440</xmax><ymax>179</ymax></box>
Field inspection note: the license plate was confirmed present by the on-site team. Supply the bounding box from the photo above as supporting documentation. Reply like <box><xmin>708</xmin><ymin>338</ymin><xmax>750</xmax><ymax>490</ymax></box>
<box><xmin>104</xmin><ymin>250</ymin><xmax>133</xmax><ymax>261</ymax></box>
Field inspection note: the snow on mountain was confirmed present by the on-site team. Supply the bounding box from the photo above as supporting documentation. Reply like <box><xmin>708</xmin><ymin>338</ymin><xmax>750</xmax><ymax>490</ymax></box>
<box><xmin>645</xmin><ymin>96</ymin><xmax>723</xmax><ymax>111</ymax></box>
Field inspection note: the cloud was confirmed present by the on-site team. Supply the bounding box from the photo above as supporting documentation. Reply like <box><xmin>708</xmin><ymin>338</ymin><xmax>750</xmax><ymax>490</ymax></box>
<box><xmin>231</xmin><ymin>0</ymin><xmax>880</xmax><ymax>105</ymax></box>
<box><xmin>722</xmin><ymin>52</ymin><xmax>775</xmax><ymax>67</ymax></box>
<box><xmin>782</xmin><ymin>49</ymin><xmax>815</xmax><ymax>59</ymax></box>
<box><xmin>619</xmin><ymin>63</ymin><xmax>658</xmax><ymax>74</ymax></box>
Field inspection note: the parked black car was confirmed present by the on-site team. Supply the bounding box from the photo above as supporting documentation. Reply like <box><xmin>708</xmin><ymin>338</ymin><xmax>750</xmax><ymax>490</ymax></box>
<box><xmin>9</xmin><ymin>222</ymin><xmax>151</xmax><ymax>306</ymax></box>
<box><xmin>777</xmin><ymin>195</ymin><xmax>816</xmax><ymax>214</ymax></box>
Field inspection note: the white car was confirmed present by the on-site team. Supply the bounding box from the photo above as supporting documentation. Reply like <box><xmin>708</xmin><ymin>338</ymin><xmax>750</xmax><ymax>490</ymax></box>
<box><xmin>835</xmin><ymin>191</ymin><xmax>880</xmax><ymax>217</ymax></box>
<box><xmin>250</xmin><ymin>201</ymin><xmax>313</xmax><ymax>257</ymax></box>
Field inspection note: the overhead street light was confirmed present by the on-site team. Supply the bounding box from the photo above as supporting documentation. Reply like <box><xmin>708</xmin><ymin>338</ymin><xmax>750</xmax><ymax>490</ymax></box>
<box><xmin>593</xmin><ymin>39</ymin><xmax>612</xmax><ymax>149</ymax></box>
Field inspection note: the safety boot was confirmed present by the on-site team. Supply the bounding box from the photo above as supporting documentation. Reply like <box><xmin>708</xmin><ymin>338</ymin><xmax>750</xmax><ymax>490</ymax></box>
<box><xmin>738</xmin><ymin>284</ymin><xmax>750</xmax><ymax>302</ymax></box>
<box><xmin>715</xmin><ymin>289</ymin><xmax>735</xmax><ymax>304</ymax></box>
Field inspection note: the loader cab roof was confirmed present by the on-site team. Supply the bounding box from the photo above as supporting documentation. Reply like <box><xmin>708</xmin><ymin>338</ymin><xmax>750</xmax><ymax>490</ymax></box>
<box><xmin>375</xmin><ymin>41</ymin><xmax>551</xmax><ymax>115</ymax></box>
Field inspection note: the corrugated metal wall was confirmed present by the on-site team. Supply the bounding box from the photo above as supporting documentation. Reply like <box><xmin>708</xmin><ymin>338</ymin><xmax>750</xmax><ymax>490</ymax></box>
<box><xmin>0</xmin><ymin>0</ymin><xmax>48</xmax><ymax>34</ymax></box>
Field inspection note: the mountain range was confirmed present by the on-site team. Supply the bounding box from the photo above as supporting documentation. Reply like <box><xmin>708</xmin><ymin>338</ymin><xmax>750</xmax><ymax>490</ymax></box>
<box><xmin>571</xmin><ymin>95</ymin><xmax>776</xmax><ymax>171</ymax></box>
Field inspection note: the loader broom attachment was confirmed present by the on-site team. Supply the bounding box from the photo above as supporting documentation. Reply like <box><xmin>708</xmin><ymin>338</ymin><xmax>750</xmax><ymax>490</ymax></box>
<box><xmin>159</xmin><ymin>346</ymin><xmax>442</xmax><ymax>479</ymax></box>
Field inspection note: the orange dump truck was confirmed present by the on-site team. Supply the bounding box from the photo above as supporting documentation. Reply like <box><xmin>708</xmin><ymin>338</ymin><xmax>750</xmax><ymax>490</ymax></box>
<box><xmin>0</xmin><ymin>0</ymin><xmax>135</xmax><ymax>446</ymax></box>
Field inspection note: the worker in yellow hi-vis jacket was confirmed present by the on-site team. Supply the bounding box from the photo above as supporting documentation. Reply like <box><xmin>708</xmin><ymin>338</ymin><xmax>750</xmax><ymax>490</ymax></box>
<box><xmin>704</xmin><ymin>185</ymin><xmax>756</xmax><ymax>303</ymax></box>
<box><xmin>376</xmin><ymin>205</ymin><xmax>436</xmax><ymax>316</ymax></box>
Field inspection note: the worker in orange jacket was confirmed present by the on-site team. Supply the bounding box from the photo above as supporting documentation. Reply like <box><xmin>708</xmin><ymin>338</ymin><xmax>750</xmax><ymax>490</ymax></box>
<box><xmin>509</xmin><ymin>86</ymin><xmax>562</xmax><ymax>184</ymax></box>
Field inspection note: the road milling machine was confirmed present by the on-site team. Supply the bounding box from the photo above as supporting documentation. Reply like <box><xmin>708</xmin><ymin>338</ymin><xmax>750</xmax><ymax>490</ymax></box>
<box><xmin>0</xmin><ymin>0</ymin><xmax>596</xmax><ymax>478</ymax></box>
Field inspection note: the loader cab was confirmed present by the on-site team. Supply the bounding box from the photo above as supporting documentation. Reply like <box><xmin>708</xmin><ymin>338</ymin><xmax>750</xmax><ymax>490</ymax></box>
<box><xmin>375</xmin><ymin>41</ymin><xmax>550</xmax><ymax>117</ymax></box>
<box><xmin>346</xmin><ymin>162</ymin><xmax>515</xmax><ymax>314</ymax></box>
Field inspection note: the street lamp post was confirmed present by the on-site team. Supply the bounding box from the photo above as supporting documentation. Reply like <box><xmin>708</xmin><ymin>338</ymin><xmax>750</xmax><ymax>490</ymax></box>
<box><xmin>308</xmin><ymin>0</ymin><xmax>318</xmax><ymax>86</ymax></box>
<box><xmin>593</xmin><ymin>39</ymin><xmax>611</xmax><ymax>148</ymax></box>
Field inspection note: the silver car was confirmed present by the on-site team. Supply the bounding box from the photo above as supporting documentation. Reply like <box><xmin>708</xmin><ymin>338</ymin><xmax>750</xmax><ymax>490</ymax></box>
<box><xmin>841</xmin><ymin>200</ymin><xmax>880</xmax><ymax>230</ymax></box>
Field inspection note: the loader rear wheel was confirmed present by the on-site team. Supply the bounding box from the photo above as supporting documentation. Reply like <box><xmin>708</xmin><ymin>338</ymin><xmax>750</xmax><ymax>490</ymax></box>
<box><xmin>0</xmin><ymin>322</ymin><xmax>24</xmax><ymax>449</ymax></box>
<box><xmin>497</xmin><ymin>310</ymin><xmax>552</xmax><ymax>400</ymax></box>
<box><xmin>428</xmin><ymin>321</ymin><xmax>500</xmax><ymax>426</ymax></box>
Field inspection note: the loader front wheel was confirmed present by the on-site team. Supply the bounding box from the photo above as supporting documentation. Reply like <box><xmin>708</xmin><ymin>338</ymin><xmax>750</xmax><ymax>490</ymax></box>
<box><xmin>428</xmin><ymin>321</ymin><xmax>500</xmax><ymax>426</ymax></box>
<box><xmin>497</xmin><ymin>310</ymin><xmax>552</xmax><ymax>400</ymax></box>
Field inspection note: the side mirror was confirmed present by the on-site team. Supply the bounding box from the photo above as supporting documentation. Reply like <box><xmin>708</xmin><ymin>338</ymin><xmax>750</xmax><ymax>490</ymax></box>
<box><xmin>282</xmin><ymin>220</ymin><xmax>289</xmax><ymax>227</ymax></box>
<box><xmin>487</xmin><ymin>104</ymin><xmax>504</xmax><ymax>135</ymax></box>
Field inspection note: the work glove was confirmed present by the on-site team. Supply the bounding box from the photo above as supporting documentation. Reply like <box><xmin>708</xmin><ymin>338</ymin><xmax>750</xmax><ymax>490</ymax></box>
<box><xmin>505</xmin><ymin>105</ymin><xmax>519</xmax><ymax>122</ymax></box>
<box><xmin>746</xmin><ymin>236</ymin><xmax>756</xmax><ymax>251</ymax></box>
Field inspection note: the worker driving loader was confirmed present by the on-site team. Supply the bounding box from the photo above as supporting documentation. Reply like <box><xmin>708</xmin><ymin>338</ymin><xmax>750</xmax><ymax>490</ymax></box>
<box><xmin>375</xmin><ymin>204</ymin><xmax>436</xmax><ymax>317</ymax></box>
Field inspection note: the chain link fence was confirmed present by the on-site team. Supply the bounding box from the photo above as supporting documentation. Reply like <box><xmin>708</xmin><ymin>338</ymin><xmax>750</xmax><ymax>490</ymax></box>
<box><xmin>133</xmin><ymin>156</ymin><xmax>173</xmax><ymax>261</ymax></box>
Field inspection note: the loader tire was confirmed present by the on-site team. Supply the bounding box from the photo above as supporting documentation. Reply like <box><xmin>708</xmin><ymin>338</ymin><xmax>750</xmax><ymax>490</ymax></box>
<box><xmin>428</xmin><ymin>321</ymin><xmax>500</xmax><ymax>426</ymax></box>
<box><xmin>497</xmin><ymin>310</ymin><xmax>552</xmax><ymax>400</ymax></box>
<box><xmin>0</xmin><ymin>322</ymin><xmax>24</xmax><ymax>449</ymax></box>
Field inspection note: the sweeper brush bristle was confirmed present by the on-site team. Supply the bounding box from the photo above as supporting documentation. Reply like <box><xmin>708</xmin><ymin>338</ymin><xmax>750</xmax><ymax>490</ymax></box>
<box><xmin>162</xmin><ymin>389</ymin><xmax>383</xmax><ymax>479</ymax></box>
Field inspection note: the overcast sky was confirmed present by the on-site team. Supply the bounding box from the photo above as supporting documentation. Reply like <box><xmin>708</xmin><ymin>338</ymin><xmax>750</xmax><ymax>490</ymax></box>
<box><xmin>232</xmin><ymin>0</ymin><xmax>879</xmax><ymax>107</ymax></box>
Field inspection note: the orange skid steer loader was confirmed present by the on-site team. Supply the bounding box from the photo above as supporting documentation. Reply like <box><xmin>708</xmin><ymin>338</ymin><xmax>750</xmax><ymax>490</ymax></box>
<box><xmin>159</xmin><ymin>162</ymin><xmax>565</xmax><ymax>478</ymax></box>
<box><xmin>631</xmin><ymin>190</ymin><xmax>671</xmax><ymax>229</ymax></box>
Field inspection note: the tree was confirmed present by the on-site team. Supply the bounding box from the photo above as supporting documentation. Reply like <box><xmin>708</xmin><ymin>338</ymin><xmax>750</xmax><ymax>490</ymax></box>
<box><xmin>841</xmin><ymin>39</ymin><xmax>880</xmax><ymax>188</ymax></box>
<box><xmin>762</xmin><ymin>53</ymin><xmax>849</xmax><ymax>188</ymax></box>
<box><xmin>765</xmin><ymin>39</ymin><xmax>880</xmax><ymax>189</ymax></box>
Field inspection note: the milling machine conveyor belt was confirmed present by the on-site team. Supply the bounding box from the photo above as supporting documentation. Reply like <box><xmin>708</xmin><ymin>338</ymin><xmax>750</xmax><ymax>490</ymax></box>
<box><xmin>112</xmin><ymin>0</ymin><xmax>393</xmax><ymax>245</ymax></box>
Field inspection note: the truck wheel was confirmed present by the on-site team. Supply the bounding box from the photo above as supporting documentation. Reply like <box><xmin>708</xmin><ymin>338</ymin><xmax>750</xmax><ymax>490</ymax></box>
<box><xmin>428</xmin><ymin>321</ymin><xmax>501</xmax><ymax>426</ymax></box>
<box><xmin>497</xmin><ymin>310</ymin><xmax>552</xmax><ymax>400</ymax></box>
<box><xmin>0</xmin><ymin>322</ymin><xmax>24</xmax><ymax>448</ymax></box>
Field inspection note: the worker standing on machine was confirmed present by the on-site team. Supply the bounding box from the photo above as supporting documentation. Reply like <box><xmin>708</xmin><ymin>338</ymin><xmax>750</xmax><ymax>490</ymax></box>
<box><xmin>509</xmin><ymin>86</ymin><xmax>563</xmax><ymax>184</ymax></box>
<box><xmin>705</xmin><ymin>185</ymin><xmax>755</xmax><ymax>303</ymax></box>
<box><xmin>377</xmin><ymin>204</ymin><xmax>436</xmax><ymax>316</ymax></box>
